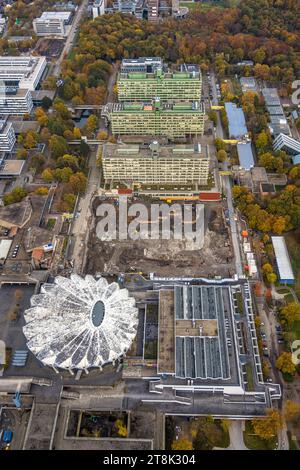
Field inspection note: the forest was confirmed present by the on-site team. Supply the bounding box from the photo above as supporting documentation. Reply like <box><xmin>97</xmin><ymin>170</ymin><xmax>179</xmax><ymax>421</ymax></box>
<box><xmin>56</xmin><ymin>0</ymin><xmax>300</xmax><ymax>104</ymax></box>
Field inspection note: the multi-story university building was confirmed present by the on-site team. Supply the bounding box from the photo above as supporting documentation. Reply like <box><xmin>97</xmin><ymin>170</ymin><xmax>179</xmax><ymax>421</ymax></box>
<box><xmin>118</xmin><ymin>64</ymin><xmax>202</xmax><ymax>102</ymax></box>
<box><xmin>102</xmin><ymin>141</ymin><xmax>209</xmax><ymax>187</ymax></box>
<box><xmin>0</xmin><ymin>88</ymin><xmax>33</xmax><ymax>115</ymax></box>
<box><xmin>33</xmin><ymin>11</ymin><xmax>72</xmax><ymax>37</ymax></box>
<box><xmin>0</xmin><ymin>56</ymin><xmax>47</xmax><ymax>91</ymax></box>
<box><xmin>0</xmin><ymin>117</ymin><xmax>16</xmax><ymax>152</ymax></box>
<box><xmin>104</xmin><ymin>98</ymin><xmax>205</xmax><ymax>139</ymax></box>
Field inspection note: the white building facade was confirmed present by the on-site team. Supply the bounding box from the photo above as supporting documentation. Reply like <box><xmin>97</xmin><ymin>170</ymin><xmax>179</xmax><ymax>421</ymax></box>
<box><xmin>0</xmin><ymin>118</ymin><xmax>16</xmax><ymax>152</ymax></box>
<box><xmin>0</xmin><ymin>56</ymin><xmax>47</xmax><ymax>91</ymax></box>
<box><xmin>33</xmin><ymin>12</ymin><xmax>72</xmax><ymax>37</ymax></box>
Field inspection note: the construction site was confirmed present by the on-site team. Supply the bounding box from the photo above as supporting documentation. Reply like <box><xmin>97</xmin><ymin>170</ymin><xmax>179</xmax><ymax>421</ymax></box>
<box><xmin>85</xmin><ymin>197</ymin><xmax>234</xmax><ymax>278</ymax></box>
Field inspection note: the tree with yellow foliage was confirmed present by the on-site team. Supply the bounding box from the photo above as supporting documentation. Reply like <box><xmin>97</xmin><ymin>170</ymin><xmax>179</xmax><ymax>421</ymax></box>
<box><xmin>252</xmin><ymin>409</ymin><xmax>282</xmax><ymax>441</ymax></box>
<box><xmin>284</xmin><ymin>400</ymin><xmax>300</xmax><ymax>422</ymax></box>
<box><xmin>114</xmin><ymin>419</ymin><xmax>127</xmax><ymax>438</ymax></box>
<box><xmin>73</xmin><ymin>127</ymin><xmax>82</xmax><ymax>140</ymax></box>
<box><xmin>276</xmin><ymin>352</ymin><xmax>296</xmax><ymax>376</ymax></box>
<box><xmin>280</xmin><ymin>302</ymin><xmax>300</xmax><ymax>327</ymax></box>
<box><xmin>171</xmin><ymin>438</ymin><xmax>193</xmax><ymax>450</ymax></box>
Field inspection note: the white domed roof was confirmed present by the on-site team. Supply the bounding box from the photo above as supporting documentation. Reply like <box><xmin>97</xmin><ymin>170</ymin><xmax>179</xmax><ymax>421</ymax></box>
<box><xmin>23</xmin><ymin>274</ymin><xmax>138</xmax><ymax>370</ymax></box>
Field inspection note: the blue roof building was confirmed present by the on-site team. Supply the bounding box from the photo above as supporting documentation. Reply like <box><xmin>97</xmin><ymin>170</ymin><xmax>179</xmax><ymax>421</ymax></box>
<box><xmin>225</xmin><ymin>102</ymin><xmax>248</xmax><ymax>140</ymax></box>
<box><xmin>237</xmin><ymin>142</ymin><xmax>255</xmax><ymax>170</ymax></box>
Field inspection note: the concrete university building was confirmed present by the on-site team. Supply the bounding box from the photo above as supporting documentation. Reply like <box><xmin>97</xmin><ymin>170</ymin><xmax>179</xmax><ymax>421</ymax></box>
<box><xmin>0</xmin><ymin>88</ymin><xmax>33</xmax><ymax>116</ymax></box>
<box><xmin>102</xmin><ymin>141</ymin><xmax>209</xmax><ymax>188</ymax></box>
<box><xmin>33</xmin><ymin>11</ymin><xmax>72</xmax><ymax>37</ymax></box>
<box><xmin>117</xmin><ymin>64</ymin><xmax>202</xmax><ymax>102</ymax></box>
<box><xmin>0</xmin><ymin>117</ymin><xmax>16</xmax><ymax>152</ymax></box>
<box><xmin>0</xmin><ymin>56</ymin><xmax>47</xmax><ymax>91</ymax></box>
<box><xmin>103</xmin><ymin>98</ymin><xmax>205</xmax><ymax>139</ymax></box>
<box><xmin>0</xmin><ymin>56</ymin><xmax>46</xmax><ymax>115</ymax></box>
<box><xmin>123</xmin><ymin>278</ymin><xmax>281</xmax><ymax>415</ymax></box>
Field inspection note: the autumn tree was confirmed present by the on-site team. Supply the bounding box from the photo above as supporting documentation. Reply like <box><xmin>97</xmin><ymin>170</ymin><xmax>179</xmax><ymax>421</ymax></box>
<box><xmin>3</xmin><ymin>187</ymin><xmax>27</xmax><ymax>205</ymax></box>
<box><xmin>85</xmin><ymin>114</ymin><xmax>98</xmax><ymax>136</ymax></box>
<box><xmin>23</xmin><ymin>131</ymin><xmax>38</xmax><ymax>149</ymax></box>
<box><xmin>35</xmin><ymin>187</ymin><xmax>49</xmax><ymax>196</ymax></box>
<box><xmin>56</xmin><ymin>154</ymin><xmax>79</xmax><ymax>172</ymax></box>
<box><xmin>113</xmin><ymin>419</ymin><xmax>127</xmax><ymax>438</ymax></box>
<box><xmin>68</xmin><ymin>172</ymin><xmax>87</xmax><ymax>195</ymax></box>
<box><xmin>280</xmin><ymin>302</ymin><xmax>300</xmax><ymax>327</ymax></box>
<box><xmin>73</xmin><ymin>127</ymin><xmax>82</xmax><ymax>139</ymax></box>
<box><xmin>171</xmin><ymin>438</ymin><xmax>193</xmax><ymax>451</ymax></box>
<box><xmin>276</xmin><ymin>352</ymin><xmax>296</xmax><ymax>376</ymax></box>
<box><xmin>97</xmin><ymin>130</ymin><xmax>108</xmax><ymax>140</ymax></box>
<box><xmin>284</xmin><ymin>400</ymin><xmax>300</xmax><ymax>422</ymax></box>
<box><xmin>252</xmin><ymin>409</ymin><xmax>282</xmax><ymax>441</ymax></box>
<box><xmin>49</xmin><ymin>135</ymin><xmax>69</xmax><ymax>159</ymax></box>
<box><xmin>35</xmin><ymin>107</ymin><xmax>49</xmax><ymax>127</ymax></box>
<box><xmin>255</xmin><ymin>130</ymin><xmax>269</xmax><ymax>153</ymax></box>
<box><xmin>217</xmin><ymin>149</ymin><xmax>227</xmax><ymax>162</ymax></box>
<box><xmin>42</xmin><ymin>168</ymin><xmax>55</xmax><ymax>183</ymax></box>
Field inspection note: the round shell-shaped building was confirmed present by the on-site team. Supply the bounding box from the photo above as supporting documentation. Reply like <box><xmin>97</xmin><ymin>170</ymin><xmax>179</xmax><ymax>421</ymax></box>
<box><xmin>23</xmin><ymin>274</ymin><xmax>138</xmax><ymax>370</ymax></box>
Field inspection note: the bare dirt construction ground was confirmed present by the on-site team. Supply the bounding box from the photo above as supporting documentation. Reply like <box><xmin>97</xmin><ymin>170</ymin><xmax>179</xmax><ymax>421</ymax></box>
<box><xmin>85</xmin><ymin>198</ymin><xmax>234</xmax><ymax>277</ymax></box>
<box><xmin>35</xmin><ymin>38</ymin><xmax>64</xmax><ymax>58</ymax></box>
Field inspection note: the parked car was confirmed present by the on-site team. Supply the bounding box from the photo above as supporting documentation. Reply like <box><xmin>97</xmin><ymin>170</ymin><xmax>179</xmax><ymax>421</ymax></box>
<box><xmin>2</xmin><ymin>430</ymin><xmax>13</xmax><ymax>444</ymax></box>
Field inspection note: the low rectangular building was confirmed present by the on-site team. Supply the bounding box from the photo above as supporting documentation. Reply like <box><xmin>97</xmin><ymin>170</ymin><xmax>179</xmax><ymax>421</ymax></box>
<box><xmin>0</xmin><ymin>159</ymin><xmax>25</xmax><ymax>179</ymax></box>
<box><xmin>33</xmin><ymin>11</ymin><xmax>72</xmax><ymax>37</ymax></box>
<box><xmin>237</xmin><ymin>141</ymin><xmax>255</xmax><ymax>170</ymax></box>
<box><xmin>240</xmin><ymin>77</ymin><xmax>257</xmax><ymax>94</ymax></box>
<box><xmin>225</xmin><ymin>102</ymin><xmax>248</xmax><ymax>140</ymax></box>
<box><xmin>102</xmin><ymin>141</ymin><xmax>209</xmax><ymax>186</ymax></box>
<box><xmin>272</xmin><ymin>236</ymin><xmax>295</xmax><ymax>285</ymax></box>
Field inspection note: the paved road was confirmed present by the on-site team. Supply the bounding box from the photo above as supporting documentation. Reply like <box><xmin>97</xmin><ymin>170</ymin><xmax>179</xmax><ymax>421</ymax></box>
<box><xmin>227</xmin><ymin>420</ymin><xmax>248</xmax><ymax>450</ymax></box>
<box><xmin>71</xmin><ymin>147</ymin><xmax>100</xmax><ymax>273</ymax></box>
<box><xmin>210</xmin><ymin>70</ymin><xmax>243</xmax><ymax>277</ymax></box>
<box><xmin>53</xmin><ymin>0</ymin><xmax>89</xmax><ymax>78</ymax></box>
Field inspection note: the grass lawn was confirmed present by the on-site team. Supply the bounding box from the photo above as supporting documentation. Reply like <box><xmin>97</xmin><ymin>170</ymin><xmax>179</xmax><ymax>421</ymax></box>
<box><xmin>292</xmin><ymin>320</ymin><xmax>300</xmax><ymax>340</ymax></box>
<box><xmin>235</xmin><ymin>291</ymin><xmax>244</xmax><ymax>314</ymax></box>
<box><xmin>46</xmin><ymin>218</ymin><xmax>56</xmax><ymax>230</ymax></box>
<box><xmin>245</xmin><ymin>364</ymin><xmax>254</xmax><ymax>391</ymax></box>
<box><xmin>243</xmin><ymin>421</ymin><xmax>276</xmax><ymax>450</ymax></box>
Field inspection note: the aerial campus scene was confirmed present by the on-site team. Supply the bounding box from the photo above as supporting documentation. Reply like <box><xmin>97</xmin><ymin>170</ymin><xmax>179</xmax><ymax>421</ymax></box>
<box><xmin>0</xmin><ymin>0</ymin><xmax>299</xmax><ymax>458</ymax></box>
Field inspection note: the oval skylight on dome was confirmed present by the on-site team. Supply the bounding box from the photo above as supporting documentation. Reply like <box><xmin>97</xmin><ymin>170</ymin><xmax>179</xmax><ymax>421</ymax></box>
<box><xmin>23</xmin><ymin>274</ymin><xmax>138</xmax><ymax>370</ymax></box>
